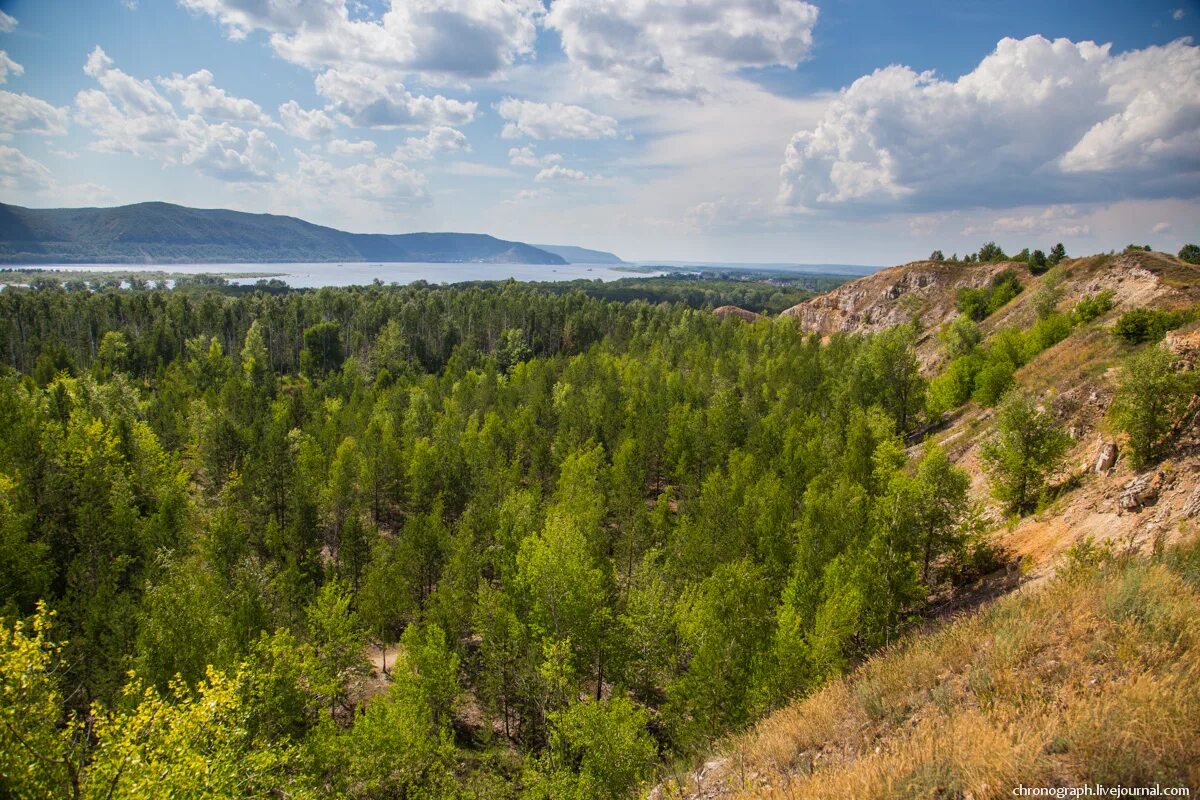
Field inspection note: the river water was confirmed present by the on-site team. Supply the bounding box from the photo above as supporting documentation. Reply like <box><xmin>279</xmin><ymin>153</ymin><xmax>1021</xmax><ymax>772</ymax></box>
<box><xmin>26</xmin><ymin>261</ymin><xmax>657</xmax><ymax>288</ymax></box>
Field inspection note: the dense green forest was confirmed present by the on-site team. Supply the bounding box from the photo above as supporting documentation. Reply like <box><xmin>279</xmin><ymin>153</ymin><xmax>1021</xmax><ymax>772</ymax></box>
<box><xmin>0</xmin><ymin>280</ymin><xmax>1009</xmax><ymax>798</ymax></box>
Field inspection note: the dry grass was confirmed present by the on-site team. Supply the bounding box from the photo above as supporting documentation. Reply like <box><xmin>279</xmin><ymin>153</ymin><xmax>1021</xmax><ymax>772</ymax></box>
<box><xmin>673</xmin><ymin>538</ymin><xmax>1200</xmax><ymax>799</ymax></box>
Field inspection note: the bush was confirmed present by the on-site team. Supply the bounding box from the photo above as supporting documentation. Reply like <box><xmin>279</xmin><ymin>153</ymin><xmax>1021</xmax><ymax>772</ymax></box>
<box><xmin>1022</xmin><ymin>313</ymin><xmax>1072</xmax><ymax>359</ymax></box>
<box><xmin>955</xmin><ymin>270</ymin><xmax>1024</xmax><ymax>321</ymax></box>
<box><xmin>1072</xmin><ymin>290</ymin><xmax>1115</xmax><ymax>324</ymax></box>
<box><xmin>1109</xmin><ymin>345</ymin><xmax>1200</xmax><ymax>468</ymax></box>
<box><xmin>1112</xmin><ymin>308</ymin><xmax>1186</xmax><ymax>344</ymax></box>
<box><xmin>1028</xmin><ymin>249</ymin><xmax>1048</xmax><ymax>274</ymax></box>
<box><xmin>927</xmin><ymin>355</ymin><xmax>981</xmax><ymax>416</ymax></box>
<box><xmin>971</xmin><ymin>361</ymin><xmax>1015</xmax><ymax>407</ymax></box>
<box><xmin>956</xmin><ymin>287</ymin><xmax>990</xmax><ymax>321</ymax></box>
<box><xmin>1179</xmin><ymin>244</ymin><xmax>1200</xmax><ymax>264</ymax></box>
<box><xmin>940</xmin><ymin>314</ymin><xmax>981</xmax><ymax>358</ymax></box>
<box><xmin>980</xmin><ymin>391</ymin><xmax>1072</xmax><ymax>514</ymax></box>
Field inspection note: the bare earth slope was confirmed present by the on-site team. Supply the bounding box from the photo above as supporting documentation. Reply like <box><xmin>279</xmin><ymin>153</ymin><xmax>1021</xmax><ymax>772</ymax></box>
<box><xmin>780</xmin><ymin>252</ymin><xmax>1200</xmax><ymax>366</ymax></box>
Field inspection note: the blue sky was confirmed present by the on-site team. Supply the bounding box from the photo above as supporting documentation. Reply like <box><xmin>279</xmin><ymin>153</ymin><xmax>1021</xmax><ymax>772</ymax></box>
<box><xmin>0</xmin><ymin>0</ymin><xmax>1197</xmax><ymax>264</ymax></box>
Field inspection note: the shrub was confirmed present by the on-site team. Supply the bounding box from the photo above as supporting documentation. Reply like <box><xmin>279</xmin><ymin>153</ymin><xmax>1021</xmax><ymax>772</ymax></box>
<box><xmin>1072</xmin><ymin>290</ymin><xmax>1115</xmax><ymax>324</ymax></box>
<box><xmin>955</xmin><ymin>270</ymin><xmax>1023</xmax><ymax>321</ymax></box>
<box><xmin>1112</xmin><ymin>308</ymin><xmax>1186</xmax><ymax>344</ymax></box>
<box><xmin>1179</xmin><ymin>244</ymin><xmax>1200</xmax><ymax>264</ymax></box>
<box><xmin>956</xmin><ymin>287</ymin><xmax>990</xmax><ymax>321</ymax></box>
<box><xmin>940</xmin><ymin>314</ymin><xmax>981</xmax><ymax>358</ymax></box>
<box><xmin>980</xmin><ymin>390</ymin><xmax>1072</xmax><ymax>514</ymax></box>
<box><xmin>985</xmin><ymin>269</ymin><xmax>1022</xmax><ymax>315</ymax></box>
<box><xmin>927</xmin><ymin>355</ymin><xmax>981</xmax><ymax>416</ymax></box>
<box><xmin>1028</xmin><ymin>249</ymin><xmax>1048</xmax><ymax>274</ymax></box>
<box><xmin>971</xmin><ymin>361</ymin><xmax>1015</xmax><ymax>407</ymax></box>
<box><xmin>1022</xmin><ymin>313</ymin><xmax>1072</xmax><ymax>359</ymax></box>
<box><xmin>1109</xmin><ymin>345</ymin><xmax>1200</xmax><ymax>468</ymax></box>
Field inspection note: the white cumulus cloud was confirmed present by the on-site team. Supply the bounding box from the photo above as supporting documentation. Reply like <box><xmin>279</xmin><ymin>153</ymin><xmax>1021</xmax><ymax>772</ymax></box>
<box><xmin>496</xmin><ymin>97</ymin><xmax>618</xmax><ymax>139</ymax></box>
<box><xmin>284</xmin><ymin>149</ymin><xmax>428</xmax><ymax>206</ymax></box>
<box><xmin>508</xmin><ymin>145</ymin><xmax>561</xmax><ymax>167</ymax></box>
<box><xmin>534</xmin><ymin>164</ymin><xmax>590</xmax><ymax>182</ymax></box>
<box><xmin>180</xmin><ymin>0</ymin><xmax>542</xmax><ymax>80</ymax></box>
<box><xmin>279</xmin><ymin>100</ymin><xmax>337</xmax><ymax>139</ymax></box>
<box><xmin>159</xmin><ymin>69</ymin><xmax>275</xmax><ymax>127</ymax></box>
<box><xmin>74</xmin><ymin>46</ymin><xmax>278</xmax><ymax>182</ymax></box>
<box><xmin>314</xmin><ymin>66</ymin><xmax>476</xmax><ymax>129</ymax></box>
<box><xmin>394</xmin><ymin>126</ymin><xmax>469</xmax><ymax>160</ymax></box>
<box><xmin>780</xmin><ymin>36</ymin><xmax>1200</xmax><ymax>213</ymax></box>
<box><xmin>0</xmin><ymin>51</ymin><xmax>22</xmax><ymax>84</ymax></box>
<box><xmin>0</xmin><ymin>145</ymin><xmax>52</xmax><ymax>191</ymax></box>
<box><xmin>546</xmin><ymin>0</ymin><xmax>818</xmax><ymax>98</ymax></box>
<box><xmin>0</xmin><ymin>91</ymin><xmax>70</xmax><ymax>136</ymax></box>
<box><xmin>0</xmin><ymin>11</ymin><xmax>16</xmax><ymax>33</ymax></box>
<box><xmin>326</xmin><ymin>138</ymin><xmax>377</xmax><ymax>157</ymax></box>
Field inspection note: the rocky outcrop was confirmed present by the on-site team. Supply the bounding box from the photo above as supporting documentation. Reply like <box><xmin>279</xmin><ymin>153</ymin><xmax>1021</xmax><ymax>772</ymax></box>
<box><xmin>780</xmin><ymin>260</ymin><xmax>1026</xmax><ymax>339</ymax></box>
<box><xmin>1094</xmin><ymin>442</ymin><xmax>1118</xmax><ymax>474</ymax></box>
<box><xmin>713</xmin><ymin>305</ymin><xmax>762</xmax><ymax>322</ymax></box>
<box><xmin>1119</xmin><ymin>472</ymin><xmax>1163</xmax><ymax>511</ymax></box>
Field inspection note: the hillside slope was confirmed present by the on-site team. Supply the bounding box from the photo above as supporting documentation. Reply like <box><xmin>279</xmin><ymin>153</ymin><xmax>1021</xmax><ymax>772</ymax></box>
<box><xmin>666</xmin><ymin>251</ymin><xmax>1200</xmax><ymax>798</ymax></box>
<box><xmin>780</xmin><ymin>253</ymin><xmax>1200</xmax><ymax>365</ymax></box>
<box><xmin>0</xmin><ymin>201</ymin><xmax>569</xmax><ymax>265</ymax></box>
<box><xmin>663</xmin><ymin>539</ymin><xmax>1200</xmax><ymax>799</ymax></box>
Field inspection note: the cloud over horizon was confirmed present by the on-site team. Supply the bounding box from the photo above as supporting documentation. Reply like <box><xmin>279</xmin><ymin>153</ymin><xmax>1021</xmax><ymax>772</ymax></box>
<box><xmin>780</xmin><ymin>35</ymin><xmax>1200</xmax><ymax>214</ymax></box>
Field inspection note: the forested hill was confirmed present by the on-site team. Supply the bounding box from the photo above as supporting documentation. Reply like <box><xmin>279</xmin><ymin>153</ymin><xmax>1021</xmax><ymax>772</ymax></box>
<box><xmin>531</xmin><ymin>244</ymin><xmax>626</xmax><ymax>264</ymax></box>
<box><xmin>0</xmin><ymin>201</ymin><xmax>569</xmax><ymax>265</ymax></box>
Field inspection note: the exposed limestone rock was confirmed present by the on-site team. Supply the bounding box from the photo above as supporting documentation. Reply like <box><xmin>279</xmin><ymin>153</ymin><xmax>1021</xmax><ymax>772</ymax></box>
<box><xmin>1183</xmin><ymin>486</ymin><xmax>1200</xmax><ymax>519</ymax></box>
<box><xmin>1094</xmin><ymin>442</ymin><xmax>1118</xmax><ymax>474</ymax></box>
<box><xmin>713</xmin><ymin>305</ymin><xmax>762</xmax><ymax>322</ymax></box>
<box><xmin>1119</xmin><ymin>472</ymin><xmax>1162</xmax><ymax>511</ymax></box>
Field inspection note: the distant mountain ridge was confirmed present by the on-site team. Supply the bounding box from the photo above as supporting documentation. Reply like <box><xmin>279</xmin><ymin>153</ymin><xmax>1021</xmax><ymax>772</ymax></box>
<box><xmin>531</xmin><ymin>244</ymin><xmax>625</xmax><ymax>264</ymax></box>
<box><xmin>0</xmin><ymin>202</ymin><xmax>568</xmax><ymax>266</ymax></box>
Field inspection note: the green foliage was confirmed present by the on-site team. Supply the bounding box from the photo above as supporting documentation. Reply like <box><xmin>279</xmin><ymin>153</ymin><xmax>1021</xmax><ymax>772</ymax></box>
<box><xmin>527</xmin><ymin>695</ymin><xmax>656</xmax><ymax>800</ymax></box>
<box><xmin>980</xmin><ymin>391</ymin><xmax>1072</xmax><ymax>514</ymax></box>
<box><xmin>1179</xmin><ymin>244</ymin><xmax>1200</xmax><ymax>264</ymax></box>
<box><xmin>940</xmin><ymin>314</ymin><xmax>981</xmax><ymax>359</ymax></box>
<box><xmin>669</xmin><ymin>559</ymin><xmax>774</xmax><ymax>741</ymax></box>
<box><xmin>301</xmin><ymin>321</ymin><xmax>345</xmax><ymax>377</ymax></box>
<box><xmin>0</xmin><ymin>280</ymin><xmax>991</xmax><ymax>797</ymax></box>
<box><xmin>1028</xmin><ymin>249</ymin><xmax>1048</xmax><ymax>274</ymax></box>
<box><xmin>976</xmin><ymin>242</ymin><xmax>1007</xmax><ymax>263</ymax></box>
<box><xmin>929</xmin><ymin>250</ymin><xmax>945</xmax><ymax>262</ymax></box>
<box><xmin>1112</xmin><ymin>307</ymin><xmax>1192</xmax><ymax>344</ymax></box>
<box><xmin>1109</xmin><ymin>345</ymin><xmax>1199</xmax><ymax>469</ymax></box>
<box><xmin>1048</xmin><ymin>243</ymin><xmax>1067</xmax><ymax>265</ymax></box>
<box><xmin>1072</xmin><ymin>290</ymin><xmax>1115</xmax><ymax>324</ymax></box>
<box><xmin>955</xmin><ymin>269</ymin><xmax>1022</xmax><ymax>321</ymax></box>
<box><xmin>1031</xmin><ymin>274</ymin><xmax>1062</xmax><ymax>319</ymax></box>
<box><xmin>0</xmin><ymin>606</ymin><xmax>309</xmax><ymax>799</ymax></box>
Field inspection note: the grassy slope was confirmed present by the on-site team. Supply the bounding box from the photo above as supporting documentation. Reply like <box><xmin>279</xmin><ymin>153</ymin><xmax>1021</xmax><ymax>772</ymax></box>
<box><xmin>666</xmin><ymin>538</ymin><xmax>1200</xmax><ymax>798</ymax></box>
